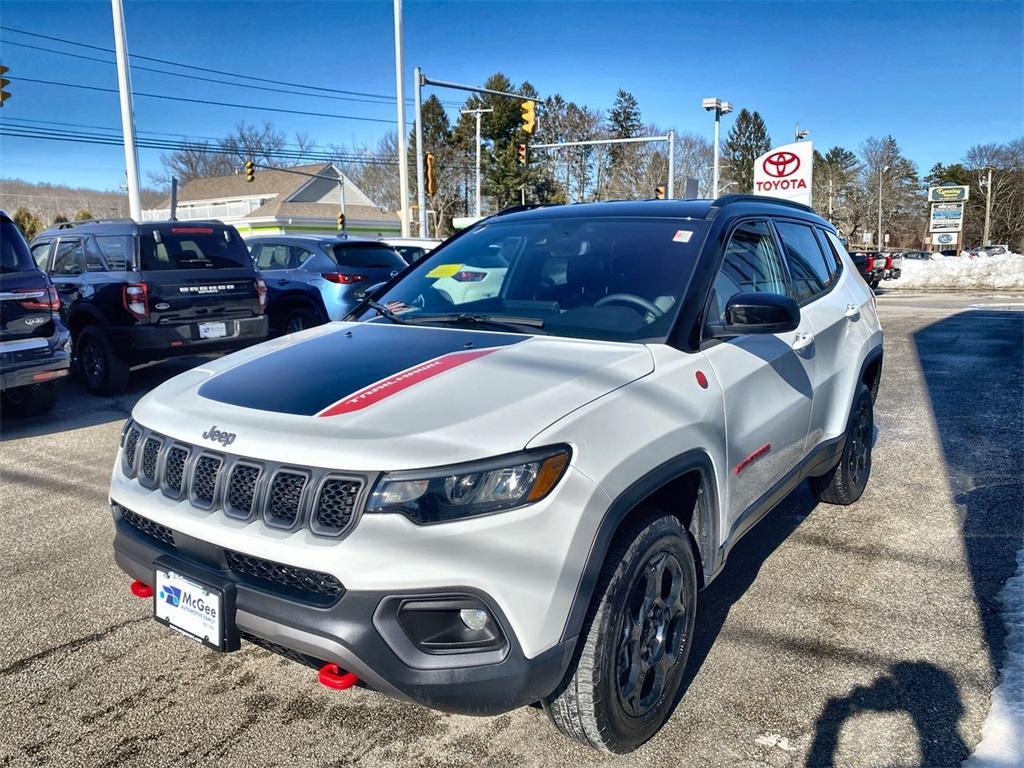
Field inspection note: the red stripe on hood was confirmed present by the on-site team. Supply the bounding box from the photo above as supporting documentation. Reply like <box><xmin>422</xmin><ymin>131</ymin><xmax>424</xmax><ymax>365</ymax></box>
<box><xmin>317</xmin><ymin>347</ymin><xmax>501</xmax><ymax>417</ymax></box>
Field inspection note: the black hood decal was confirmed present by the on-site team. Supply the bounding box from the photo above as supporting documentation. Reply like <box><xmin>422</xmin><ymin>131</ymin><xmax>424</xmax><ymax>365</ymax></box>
<box><xmin>197</xmin><ymin>323</ymin><xmax>527</xmax><ymax>416</ymax></box>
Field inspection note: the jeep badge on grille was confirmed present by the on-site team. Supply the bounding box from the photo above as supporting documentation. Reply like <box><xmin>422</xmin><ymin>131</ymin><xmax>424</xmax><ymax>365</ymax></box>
<box><xmin>202</xmin><ymin>425</ymin><xmax>236</xmax><ymax>446</ymax></box>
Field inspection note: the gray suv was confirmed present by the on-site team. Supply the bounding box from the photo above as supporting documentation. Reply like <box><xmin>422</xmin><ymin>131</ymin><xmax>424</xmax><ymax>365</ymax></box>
<box><xmin>247</xmin><ymin>235</ymin><xmax>407</xmax><ymax>334</ymax></box>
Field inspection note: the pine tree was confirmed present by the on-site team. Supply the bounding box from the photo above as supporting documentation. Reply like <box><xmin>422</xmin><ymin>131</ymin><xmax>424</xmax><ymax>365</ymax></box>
<box><xmin>607</xmin><ymin>89</ymin><xmax>641</xmax><ymax>166</ymax></box>
<box><xmin>722</xmin><ymin>109</ymin><xmax>771</xmax><ymax>194</ymax></box>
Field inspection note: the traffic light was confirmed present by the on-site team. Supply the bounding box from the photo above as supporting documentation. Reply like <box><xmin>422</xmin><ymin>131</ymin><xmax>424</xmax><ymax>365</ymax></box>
<box><xmin>520</xmin><ymin>100</ymin><xmax>535</xmax><ymax>135</ymax></box>
<box><xmin>0</xmin><ymin>66</ymin><xmax>10</xmax><ymax>108</ymax></box>
<box><xmin>655</xmin><ymin>185</ymin><xmax>666</xmax><ymax>200</ymax></box>
<box><xmin>337</xmin><ymin>211</ymin><xmax>345</xmax><ymax>230</ymax></box>
<box><xmin>244</xmin><ymin>160</ymin><xmax>255</xmax><ymax>183</ymax></box>
<box><xmin>426</xmin><ymin>152</ymin><xmax>437</xmax><ymax>196</ymax></box>
<box><xmin>517</xmin><ymin>143</ymin><xmax>527</xmax><ymax>166</ymax></box>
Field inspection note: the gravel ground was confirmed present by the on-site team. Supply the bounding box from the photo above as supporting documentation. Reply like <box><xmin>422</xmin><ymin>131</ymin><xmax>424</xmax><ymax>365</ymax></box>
<box><xmin>1</xmin><ymin>292</ymin><xmax>1021</xmax><ymax>768</ymax></box>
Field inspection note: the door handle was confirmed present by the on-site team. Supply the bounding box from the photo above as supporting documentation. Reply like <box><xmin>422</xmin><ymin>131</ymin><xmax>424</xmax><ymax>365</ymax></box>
<box><xmin>791</xmin><ymin>332</ymin><xmax>814</xmax><ymax>351</ymax></box>
<box><xmin>845</xmin><ymin>303</ymin><xmax>860</xmax><ymax>319</ymax></box>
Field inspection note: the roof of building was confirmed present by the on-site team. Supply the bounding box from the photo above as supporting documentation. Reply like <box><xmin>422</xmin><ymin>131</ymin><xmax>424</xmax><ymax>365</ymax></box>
<box><xmin>248</xmin><ymin>199</ymin><xmax>397</xmax><ymax>223</ymax></box>
<box><xmin>169</xmin><ymin>163</ymin><xmax>330</xmax><ymax>204</ymax></box>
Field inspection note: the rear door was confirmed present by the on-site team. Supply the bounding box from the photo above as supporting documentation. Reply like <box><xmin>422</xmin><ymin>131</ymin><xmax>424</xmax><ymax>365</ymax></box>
<box><xmin>1</xmin><ymin>219</ymin><xmax>56</xmax><ymax>345</ymax></box>
<box><xmin>139</xmin><ymin>224</ymin><xmax>262</xmax><ymax>324</ymax></box>
<box><xmin>327</xmin><ymin>242</ymin><xmax>406</xmax><ymax>286</ymax></box>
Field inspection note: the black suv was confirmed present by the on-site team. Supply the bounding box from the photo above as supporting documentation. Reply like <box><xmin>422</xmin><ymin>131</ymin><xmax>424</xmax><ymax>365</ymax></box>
<box><xmin>0</xmin><ymin>210</ymin><xmax>71</xmax><ymax>416</ymax></box>
<box><xmin>30</xmin><ymin>219</ymin><xmax>268</xmax><ymax>394</ymax></box>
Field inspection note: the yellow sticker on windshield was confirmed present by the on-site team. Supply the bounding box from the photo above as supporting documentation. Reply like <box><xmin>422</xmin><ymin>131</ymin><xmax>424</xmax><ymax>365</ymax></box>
<box><xmin>426</xmin><ymin>264</ymin><xmax>463</xmax><ymax>278</ymax></box>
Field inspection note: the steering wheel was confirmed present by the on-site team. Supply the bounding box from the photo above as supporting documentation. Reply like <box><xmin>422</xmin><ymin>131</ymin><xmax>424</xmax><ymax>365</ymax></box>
<box><xmin>594</xmin><ymin>293</ymin><xmax>665</xmax><ymax>320</ymax></box>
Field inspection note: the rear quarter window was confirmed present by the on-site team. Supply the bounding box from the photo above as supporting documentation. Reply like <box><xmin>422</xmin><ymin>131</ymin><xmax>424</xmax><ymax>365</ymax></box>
<box><xmin>1</xmin><ymin>220</ymin><xmax>37</xmax><ymax>274</ymax></box>
<box><xmin>94</xmin><ymin>235</ymin><xmax>135</xmax><ymax>271</ymax></box>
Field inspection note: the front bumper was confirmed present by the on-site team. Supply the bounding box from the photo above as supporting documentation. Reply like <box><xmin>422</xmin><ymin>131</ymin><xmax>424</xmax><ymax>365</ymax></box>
<box><xmin>0</xmin><ymin>325</ymin><xmax>71</xmax><ymax>392</ymax></box>
<box><xmin>108</xmin><ymin>316</ymin><xmax>269</xmax><ymax>365</ymax></box>
<box><xmin>112</xmin><ymin>508</ymin><xmax>575</xmax><ymax>715</ymax></box>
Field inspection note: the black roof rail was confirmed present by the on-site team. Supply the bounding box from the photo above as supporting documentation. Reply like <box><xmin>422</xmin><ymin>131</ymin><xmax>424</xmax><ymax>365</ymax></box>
<box><xmin>711</xmin><ymin>194</ymin><xmax>814</xmax><ymax>213</ymax></box>
<box><xmin>55</xmin><ymin>217</ymin><xmax>137</xmax><ymax>229</ymax></box>
<box><xmin>491</xmin><ymin>203</ymin><xmax>557</xmax><ymax>217</ymax></box>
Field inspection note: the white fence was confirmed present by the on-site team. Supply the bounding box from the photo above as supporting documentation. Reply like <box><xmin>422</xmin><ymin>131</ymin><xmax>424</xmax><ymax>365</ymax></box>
<box><xmin>141</xmin><ymin>198</ymin><xmax>268</xmax><ymax>222</ymax></box>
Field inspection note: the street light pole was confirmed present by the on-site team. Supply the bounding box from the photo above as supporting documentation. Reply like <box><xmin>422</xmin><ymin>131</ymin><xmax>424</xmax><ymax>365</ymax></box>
<box><xmin>982</xmin><ymin>167</ymin><xmax>994</xmax><ymax>246</ymax></box>
<box><xmin>413</xmin><ymin>66</ymin><xmax>427</xmax><ymax>237</ymax></box>
<box><xmin>460</xmin><ymin>108</ymin><xmax>492</xmax><ymax>218</ymax></box>
<box><xmin>703</xmin><ymin>98</ymin><xmax>732</xmax><ymax>198</ymax></box>
<box><xmin>667</xmin><ymin>129</ymin><xmax>675</xmax><ymax>198</ymax></box>
<box><xmin>878</xmin><ymin>165</ymin><xmax>889</xmax><ymax>250</ymax></box>
<box><xmin>110</xmin><ymin>0</ymin><xmax>141</xmax><ymax>221</ymax></box>
<box><xmin>392</xmin><ymin>0</ymin><xmax>410</xmax><ymax>237</ymax></box>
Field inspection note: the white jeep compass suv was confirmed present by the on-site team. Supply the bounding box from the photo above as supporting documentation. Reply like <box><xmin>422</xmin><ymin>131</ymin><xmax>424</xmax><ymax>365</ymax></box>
<box><xmin>110</xmin><ymin>196</ymin><xmax>883</xmax><ymax>753</ymax></box>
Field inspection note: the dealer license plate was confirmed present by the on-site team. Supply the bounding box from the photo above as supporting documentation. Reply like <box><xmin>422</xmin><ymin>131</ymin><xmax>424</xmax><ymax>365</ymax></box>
<box><xmin>154</xmin><ymin>569</ymin><xmax>224</xmax><ymax>650</ymax></box>
<box><xmin>198</xmin><ymin>321</ymin><xmax>227</xmax><ymax>339</ymax></box>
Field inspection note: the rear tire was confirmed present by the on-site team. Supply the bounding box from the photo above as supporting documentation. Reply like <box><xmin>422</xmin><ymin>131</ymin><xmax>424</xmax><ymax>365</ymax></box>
<box><xmin>810</xmin><ymin>382</ymin><xmax>874</xmax><ymax>505</ymax></box>
<box><xmin>543</xmin><ymin>514</ymin><xmax>697</xmax><ymax>754</ymax></box>
<box><xmin>282</xmin><ymin>306</ymin><xmax>324</xmax><ymax>335</ymax></box>
<box><xmin>1</xmin><ymin>382</ymin><xmax>58</xmax><ymax>417</ymax></box>
<box><xmin>77</xmin><ymin>327</ymin><xmax>130</xmax><ymax>395</ymax></box>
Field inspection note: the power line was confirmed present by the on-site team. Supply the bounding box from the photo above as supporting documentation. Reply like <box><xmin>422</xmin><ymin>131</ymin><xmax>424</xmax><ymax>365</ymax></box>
<box><xmin>0</xmin><ymin>25</ymin><xmax>462</xmax><ymax>107</ymax></box>
<box><xmin>11</xmin><ymin>77</ymin><xmax>396</xmax><ymax>124</ymax></box>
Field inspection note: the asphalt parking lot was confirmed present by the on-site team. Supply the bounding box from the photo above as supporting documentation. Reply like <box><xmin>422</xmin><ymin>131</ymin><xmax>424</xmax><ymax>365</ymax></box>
<box><xmin>1</xmin><ymin>292</ymin><xmax>1021</xmax><ymax>768</ymax></box>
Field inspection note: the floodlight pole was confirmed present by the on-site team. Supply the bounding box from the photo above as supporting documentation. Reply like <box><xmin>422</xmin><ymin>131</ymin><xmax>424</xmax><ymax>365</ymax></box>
<box><xmin>392</xmin><ymin>0</ymin><xmax>410</xmax><ymax>236</ymax></box>
<box><xmin>111</xmin><ymin>0</ymin><xmax>141</xmax><ymax>220</ymax></box>
<box><xmin>414</xmin><ymin>67</ymin><xmax>427</xmax><ymax>237</ymax></box>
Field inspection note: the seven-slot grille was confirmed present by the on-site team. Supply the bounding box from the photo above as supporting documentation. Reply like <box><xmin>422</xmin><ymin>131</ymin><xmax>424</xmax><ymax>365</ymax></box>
<box><xmin>118</xmin><ymin>421</ymin><xmax>365</xmax><ymax>538</ymax></box>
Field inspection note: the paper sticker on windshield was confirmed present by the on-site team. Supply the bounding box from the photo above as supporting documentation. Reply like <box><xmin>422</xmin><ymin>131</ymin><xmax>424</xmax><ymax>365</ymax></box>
<box><xmin>673</xmin><ymin>230</ymin><xmax>693</xmax><ymax>243</ymax></box>
<box><xmin>426</xmin><ymin>264</ymin><xmax>463</xmax><ymax>278</ymax></box>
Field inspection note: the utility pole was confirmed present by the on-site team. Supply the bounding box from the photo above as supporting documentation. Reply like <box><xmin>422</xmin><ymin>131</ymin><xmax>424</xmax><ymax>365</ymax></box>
<box><xmin>392</xmin><ymin>0</ymin><xmax>410</xmax><ymax>237</ymax></box>
<box><xmin>460</xmin><ymin>107</ymin><xmax>492</xmax><ymax>217</ymax></box>
<box><xmin>414</xmin><ymin>66</ymin><xmax>427</xmax><ymax>237</ymax></box>
<box><xmin>111</xmin><ymin>0</ymin><xmax>141</xmax><ymax>221</ymax></box>
<box><xmin>667</xmin><ymin>130</ymin><xmax>675</xmax><ymax>198</ymax></box>
<box><xmin>982</xmin><ymin>167</ymin><xmax>994</xmax><ymax>246</ymax></box>
<box><xmin>877</xmin><ymin>165</ymin><xmax>889</xmax><ymax>250</ymax></box>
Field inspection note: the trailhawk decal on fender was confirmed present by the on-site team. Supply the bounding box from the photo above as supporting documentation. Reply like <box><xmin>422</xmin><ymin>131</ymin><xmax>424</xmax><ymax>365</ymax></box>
<box><xmin>196</xmin><ymin>323</ymin><xmax>527</xmax><ymax>416</ymax></box>
<box><xmin>317</xmin><ymin>348</ymin><xmax>500</xmax><ymax>417</ymax></box>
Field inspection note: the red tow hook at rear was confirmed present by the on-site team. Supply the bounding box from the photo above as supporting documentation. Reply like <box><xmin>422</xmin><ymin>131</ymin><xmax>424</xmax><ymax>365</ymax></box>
<box><xmin>130</xmin><ymin>580</ymin><xmax>153</xmax><ymax>598</ymax></box>
<box><xmin>318</xmin><ymin>663</ymin><xmax>359</xmax><ymax>690</ymax></box>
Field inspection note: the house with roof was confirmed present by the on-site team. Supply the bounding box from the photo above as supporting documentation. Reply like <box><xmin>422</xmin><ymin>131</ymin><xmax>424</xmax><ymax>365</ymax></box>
<box><xmin>142</xmin><ymin>163</ymin><xmax>400</xmax><ymax>237</ymax></box>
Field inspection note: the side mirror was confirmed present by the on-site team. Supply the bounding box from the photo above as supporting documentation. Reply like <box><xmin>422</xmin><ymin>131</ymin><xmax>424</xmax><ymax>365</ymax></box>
<box><xmin>710</xmin><ymin>292</ymin><xmax>800</xmax><ymax>338</ymax></box>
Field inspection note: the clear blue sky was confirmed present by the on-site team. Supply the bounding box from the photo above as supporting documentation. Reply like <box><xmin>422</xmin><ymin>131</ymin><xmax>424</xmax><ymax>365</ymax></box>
<box><xmin>1</xmin><ymin>0</ymin><xmax>1021</xmax><ymax>190</ymax></box>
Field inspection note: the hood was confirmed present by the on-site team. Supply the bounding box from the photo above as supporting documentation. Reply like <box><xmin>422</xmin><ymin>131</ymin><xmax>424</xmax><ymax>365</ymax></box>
<box><xmin>132</xmin><ymin>322</ymin><xmax>654</xmax><ymax>470</ymax></box>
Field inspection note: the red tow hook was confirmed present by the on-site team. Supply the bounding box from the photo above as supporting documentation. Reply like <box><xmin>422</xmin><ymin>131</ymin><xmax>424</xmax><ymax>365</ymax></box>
<box><xmin>130</xmin><ymin>580</ymin><xmax>153</xmax><ymax>598</ymax></box>
<box><xmin>318</xmin><ymin>663</ymin><xmax>359</xmax><ymax>690</ymax></box>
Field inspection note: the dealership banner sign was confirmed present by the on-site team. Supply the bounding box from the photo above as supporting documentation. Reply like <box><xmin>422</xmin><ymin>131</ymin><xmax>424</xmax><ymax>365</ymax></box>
<box><xmin>930</xmin><ymin>201</ymin><xmax>964</xmax><ymax>232</ymax></box>
<box><xmin>928</xmin><ymin>185</ymin><xmax>970</xmax><ymax>203</ymax></box>
<box><xmin>753</xmin><ymin>141</ymin><xmax>814</xmax><ymax>206</ymax></box>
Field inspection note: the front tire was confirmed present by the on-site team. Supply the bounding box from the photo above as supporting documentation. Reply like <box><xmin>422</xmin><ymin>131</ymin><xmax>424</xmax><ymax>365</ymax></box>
<box><xmin>282</xmin><ymin>306</ymin><xmax>324</xmax><ymax>335</ymax></box>
<box><xmin>810</xmin><ymin>382</ymin><xmax>874</xmax><ymax>505</ymax></box>
<box><xmin>543</xmin><ymin>514</ymin><xmax>697</xmax><ymax>753</ymax></box>
<box><xmin>77</xmin><ymin>327</ymin><xmax>130</xmax><ymax>395</ymax></box>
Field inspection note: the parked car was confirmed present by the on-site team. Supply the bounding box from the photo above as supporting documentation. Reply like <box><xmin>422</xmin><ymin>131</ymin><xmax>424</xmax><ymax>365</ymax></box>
<box><xmin>247</xmin><ymin>235</ymin><xmax>407</xmax><ymax>334</ymax></box>
<box><xmin>901</xmin><ymin>250</ymin><xmax>934</xmax><ymax>260</ymax></box>
<box><xmin>0</xmin><ymin>210</ymin><xmax>70</xmax><ymax>416</ymax></box>
<box><xmin>939</xmin><ymin>249</ymin><xmax>959</xmax><ymax>257</ymax></box>
<box><xmin>380</xmin><ymin>237</ymin><xmax>442</xmax><ymax>266</ymax></box>
<box><xmin>882</xmin><ymin>252</ymin><xmax>902</xmax><ymax>281</ymax></box>
<box><xmin>30</xmin><ymin>219</ymin><xmax>268</xmax><ymax>395</ymax></box>
<box><xmin>110</xmin><ymin>195</ymin><xmax>883</xmax><ymax>754</ymax></box>
<box><xmin>848</xmin><ymin>249</ymin><xmax>885</xmax><ymax>288</ymax></box>
<box><xmin>971</xmin><ymin>244</ymin><xmax>1009</xmax><ymax>257</ymax></box>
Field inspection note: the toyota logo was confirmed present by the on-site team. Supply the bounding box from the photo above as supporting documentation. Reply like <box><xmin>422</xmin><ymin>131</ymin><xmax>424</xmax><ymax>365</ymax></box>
<box><xmin>762</xmin><ymin>151</ymin><xmax>800</xmax><ymax>178</ymax></box>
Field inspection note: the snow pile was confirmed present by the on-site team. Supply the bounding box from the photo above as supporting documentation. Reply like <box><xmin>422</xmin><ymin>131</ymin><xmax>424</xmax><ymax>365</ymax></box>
<box><xmin>891</xmin><ymin>252</ymin><xmax>1024</xmax><ymax>291</ymax></box>
<box><xmin>963</xmin><ymin>548</ymin><xmax>1024</xmax><ymax>767</ymax></box>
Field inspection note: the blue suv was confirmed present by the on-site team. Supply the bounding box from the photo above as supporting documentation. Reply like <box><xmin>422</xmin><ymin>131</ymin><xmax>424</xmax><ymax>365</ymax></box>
<box><xmin>247</xmin><ymin>235</ymin><xmax>407</xmax><ymax>334</ymax></box>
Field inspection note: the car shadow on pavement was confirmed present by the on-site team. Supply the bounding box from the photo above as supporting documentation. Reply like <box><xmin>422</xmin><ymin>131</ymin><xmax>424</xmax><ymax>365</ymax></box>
<box><xmin>805</xmin><ymin>661</ymin><xmax>968</xmax><ymax>767</ymax></box>
<box><xmin>912</xmin><ymin>310</ymin><xmax>1023</xmax><ymax>684</ymax></box>
<box><xmin>0</xmin><ymin>356</ymin><xmax>212</xmax><ymax>442</ymax></box>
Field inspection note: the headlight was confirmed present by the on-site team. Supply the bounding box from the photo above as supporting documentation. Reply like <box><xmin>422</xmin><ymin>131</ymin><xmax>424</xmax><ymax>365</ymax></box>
<box><xmin>366</xmin><ymin>446</ymin><xmax>571</xmax><ymax>524</ymax></box>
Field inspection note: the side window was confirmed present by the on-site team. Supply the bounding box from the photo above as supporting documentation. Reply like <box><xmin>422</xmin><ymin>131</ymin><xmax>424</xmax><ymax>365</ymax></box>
<box><xmin>51</xmin><ymin>238</ymin><xmax>85</xmax><ymax>276</ymax></box>
<box><xmin>84</xmin><ymin>237</ymin><xmax>108</xmax><ymax>272</ymax></box>
<box><xmin>30</xmin><ymin>241</ymin><xmax>52</xmax><ymax>270</ymax></box>
<box><xmin>708</xmin><ymin>221</ymin><xmax>787</xmax><ymax>324</ymax></box>
<box><xmin>775</xmin><ymin>221</ymin><xmax>832</xmax><ymax>302</ymax></box>
<box><xmin>94</xmin><ymin>235</ymin><xmax>134</xmax><ymax>271</ymax></box>
<box><xmin>289</xmin><ymin>247</ymin><xmax>313</xmax><ymax>268</ymax></box>
<box><xmin>256</xmin><ymin>244</ymin><xmax>289</xmax><ymax>270</ymax></box>
<box><xmin>822</xmin><ymin>230</ymin><xmax>850</xmax><ymax>275</ymax></box>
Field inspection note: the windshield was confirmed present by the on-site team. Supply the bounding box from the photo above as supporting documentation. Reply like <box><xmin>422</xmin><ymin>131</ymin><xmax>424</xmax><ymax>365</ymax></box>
<box><xmin>330</xmin><ymin>243</ymin><xmax>406</xmax><ymax>270</ymax></box>
<box><xmin>140</xmin><ymin>225</ymin><xmax>251</xmax><ymax>271</ymax></box>
<box><xmin>1</xmin><ymin>220</ymin><xmax>36</xmax><ymax>274</ymax></box>
<box><xmin>356</xmin><ymin>216</ymin><xmax>709</xmax><ymax>343</ymax></box>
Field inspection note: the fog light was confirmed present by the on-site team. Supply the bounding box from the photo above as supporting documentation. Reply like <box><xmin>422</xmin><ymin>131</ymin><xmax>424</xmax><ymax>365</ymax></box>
<box><xmin>459</xmin><ymin>608</ymin><xmax>489</xmax><ymax>631</ymax></box>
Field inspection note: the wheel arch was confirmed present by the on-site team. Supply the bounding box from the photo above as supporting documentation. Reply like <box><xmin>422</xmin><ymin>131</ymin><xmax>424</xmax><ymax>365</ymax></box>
<box><xmin>559</xmin><ymin>449</ymin><xmax>719</xmax><ymax>644</ymax></box>
<box><xmin>66</xmin><ymin>304</ymin><xmax>107</xmax><ymax>338</ymax></box>
<box><xmin>269</xmin><ymin>289</ymin><xmax>326</xmax><ymax>329</ymax></box>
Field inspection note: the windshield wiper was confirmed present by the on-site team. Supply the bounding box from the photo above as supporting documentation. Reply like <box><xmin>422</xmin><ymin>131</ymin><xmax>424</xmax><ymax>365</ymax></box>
<box><xmin>362</xmin><ymin>295</ymin><xmax>411</xmax><ymax>324</ymax></box>
<box><xmin>404</xmin><ymin>313</ymin><xmax>546</xmax><ymax>333</ymax></box>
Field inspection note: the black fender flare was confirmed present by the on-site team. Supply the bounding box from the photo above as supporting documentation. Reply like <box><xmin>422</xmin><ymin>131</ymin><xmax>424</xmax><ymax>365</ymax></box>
<box><xmin>65</xmin><ymin>304</ymin><xmax>109</xmax><ymax>338</ymax></box>
<box><xmin>559</xmin><ymin>449</ymin><xmax>719</xmax><ymax>644</ymax></box>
